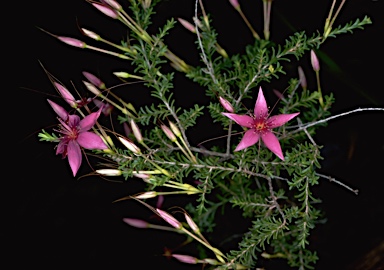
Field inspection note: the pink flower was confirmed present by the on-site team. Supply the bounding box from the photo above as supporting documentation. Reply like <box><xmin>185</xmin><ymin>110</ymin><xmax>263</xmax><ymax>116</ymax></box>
<box><xmin>222</xmin><ymin>87</ymin><xmax>299</xmax><ymax>160</ymax></box>
<box><xmin>47</xmin><ymin>99</ymin><xmax>108</xmax><ymax>176</ymax></box>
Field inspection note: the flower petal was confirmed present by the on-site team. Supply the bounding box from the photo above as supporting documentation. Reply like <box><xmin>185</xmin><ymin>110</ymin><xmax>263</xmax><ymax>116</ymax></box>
<box><xmin>67</xmin><ymin>140</ymin><xmax>82</xmax><ymax>176</ymax></box>
<box><xmin>234</xmin><ymin>129</ymin><xmax>260</xmax><ymax>151</ymax></box>
<box><xmin>77</xmin><ymin>132</ymin><xmax>108</xmax><ymax>150</ymax></box>
<box><xmin>78</xmin><ymin>108</ymin><xmax>102</xmax><ymax>131</ymax></box>
<box><xmin>47</xmin><ymin>99</ymin><xmax>68</xmax><ymax>121</ymax></box>
<box><xmin>267</xmin><ymin>112</ymin><xmax>300</xmax><ymax>128</ymax></box>
<box><xmin>222</xmin><ymin>113</ymin><xmax>253</xmax><ymax>128</ymax></box>
<box><xmin>261</xmin><ymin>131</ymin><xmax>284</xmax><ymax>160</ymax></box>
<box><xmin>254</xmin><ymin>87</ymin><xmax>269</xmax><ymax>118</ymax></box>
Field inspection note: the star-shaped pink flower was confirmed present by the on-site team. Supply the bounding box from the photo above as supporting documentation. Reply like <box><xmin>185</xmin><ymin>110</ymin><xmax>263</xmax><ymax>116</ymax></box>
<box><xmin>47</xmin><ymin>99</ymin><xmax>108</xmax><ymax>176</ymax></box>
<box><xmin>222</xmin><ymin>87</ymin><xmax>299</xmax><ymax>160</ymax></box>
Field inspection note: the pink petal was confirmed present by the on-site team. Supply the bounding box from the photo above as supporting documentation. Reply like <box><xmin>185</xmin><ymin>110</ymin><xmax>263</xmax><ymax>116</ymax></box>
<box><xmin>67</xmin><ymin>140</ymin><xmax>82</xmax><ymax>176</ymax></box>
<box><xmin>267</xmin><ymin>112</ymin><xmax>300</xmax><ymax>128</ymax></box>
<box><xmin>77</xmin><ymin>132</ymin><xmax>108</xmax><ymax>150</ymax></box>
<box><xmin>47</xmin><ymin>99</ymin><xmax>68</xmax><ymax>121</ymax></box>
<box><xmin>222</xmin><ymin>113</ymin><xmax>253</xmax><ymax>128</ymax></box>
<box><xmin>234</xmin><ymin>129</ymin><xmax>260</xmax><ymax>151</ymax></box>
<box><xmin>78</xmin><ymin>108</ymin><xmax>102</xmax><ymax>131</ymax></box>
<box><xmin>261</xmin><ymin>131</ymin><xmax>284</xmax><ymax>160</ymax></box>
<box><xmin>68</xmin><ymin>114</ymin><xmax>80</xmax><ymax>127</ymax></box>
<box><xmin>254</xmin><ymin>87</ymin><xmax>269</xmax><ymax>118</ymax></box>
<box><xmin>56</xmin><ymin>139</ymin><xmax>68</xmax><ymax>156</ymax></box>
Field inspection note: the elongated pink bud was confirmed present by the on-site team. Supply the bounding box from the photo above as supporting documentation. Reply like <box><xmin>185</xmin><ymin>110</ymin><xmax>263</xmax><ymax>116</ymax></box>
<box><xmin>130</xmin><ymin>119</ymin><xmax>143</xmax><ymax>143</ymax></box>
<box><xmin>54</xmin><ymin>82</ymin><xmax>77</xmax><ymax>108</ymax></box>
<box><xmin>184</xmin><ymin>213</ymin><xmax>199</xmax><ymax>233</ymax></box>
<box><xmin>219</xmin><ymin>96</ymin><xmax>234</xmax><ymax>113</ymax></box>
<box><xmin>161</xmin><ymin>124</ymin><xmax>176</xmax><ymax>142</ymax></box>
<box><xmin>102</xmin><ymin>0</ymin><xmax>122</xmax><ymax>10</ymax></box>
<box><xmin>229</xmin><ymin>0</ymin><xmax>240</xmax><ymax>10</ymax></box>
<box><xmin>177</xmin><ymin>18</ymin><xmax>196</xmax><ymax>33</ymax></box>
<box><xmin>172</xmin><ymin>254</ymin><xmax>198</xmax><ymax>264</ymax></box>
<box><xmin>310</xmin><ymin>50</ymin><xmax>320</xmax><ymax>72</ymax></box>
<box><xmin>83</xmin><ymin>81</ymin><xmax>101</xmax><ymax>96</ymax></box>
<box><xmin>82</xmin><ymin>71</ymin><xmax>106</xmax><ymax>89</ymax></box>
<box><xmin>134</xmin><ymin>191</ymin><xmax>157</xmax><ymax>199</ymax></box>
<box><xmin>118</xmin><ymin>136</ymin><xmax>141</xmax><ymax>154</ymax></box>
<box><xmin>123</xmin><ymin>218</ymin><xmax>149</xmax><ymax>229</ymax></box>
<box><xmin>92</xmin><ymin>3</ymin><xmax>119</xmax><ymax>19</ymax></box>
<box><xmin>57</xmin><ymin>36</ymin><xmax>86</xmax><ymax>48</ymax></box>
<box><xmin>297</xmin><ymin>66</ymin><xmax>307</xmax><ymax>89</ymax></box>
<box><xmin>156</xmin><ymin>208</ymin><xmax>182</xmax><ymax>229</ymax></box>
<box><xmin>81</xmin><ymin>28</ymin><xmax>100</xmax><ymax>40</ymax></box>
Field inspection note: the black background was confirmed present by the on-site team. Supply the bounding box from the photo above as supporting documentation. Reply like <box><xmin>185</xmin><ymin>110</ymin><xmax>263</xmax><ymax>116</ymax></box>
<box><xmin>6</xmin><ymin>0</ymin><xmax>384</xmax><ymax>269</ymax></box>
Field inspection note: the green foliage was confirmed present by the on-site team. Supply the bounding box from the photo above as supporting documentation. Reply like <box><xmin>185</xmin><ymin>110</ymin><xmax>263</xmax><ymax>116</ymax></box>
<box><xmin>37</xmin><ymin>1</ymin><xmax>374</xmax><ymax>269</ymax></box>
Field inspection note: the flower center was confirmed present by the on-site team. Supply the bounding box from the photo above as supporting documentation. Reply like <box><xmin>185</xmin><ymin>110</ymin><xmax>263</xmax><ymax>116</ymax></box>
<box><xmin>253</xmin><ymin>120</ymin><xmax>267</xmax><ymax>132</ymax></box>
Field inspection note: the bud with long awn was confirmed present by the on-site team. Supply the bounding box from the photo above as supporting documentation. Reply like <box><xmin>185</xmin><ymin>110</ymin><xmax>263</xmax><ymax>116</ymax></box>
<box><xmin>118</xmin><ymin>136</ymin><xmax>141</xmax><ymax>154</ymax></box>
<box><xmin>96</xmin><ymin>169</ymin><xmax>122</xmax><ymax>176</ymax></box>
<box><xmin>156</xmin><ymin>208</ymin><xmax>182</xmax><ymax>229</ymax></box>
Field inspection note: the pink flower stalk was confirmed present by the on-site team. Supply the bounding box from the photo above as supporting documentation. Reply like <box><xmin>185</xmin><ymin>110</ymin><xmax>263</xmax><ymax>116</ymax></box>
<box><xmin>54</xmin><ymin>82</ymin><xmax>77</xmax><ymax>108</ymax></box>
<box><xmin>219</xmin><ymin>96</ymin><xmax>235</xmax><ymax>113</ymax></box>
<box><xmin>47</xmin><ymin>99</ymin><xmax>108</xmax><ymax>176</ymax></box>
<box><xmin>310</xmin><ymin>49</ymin><xmax>320</xmax><ymax>72</ymax></box>
<box><xmin>82</xmin><ymin>71</ymin><xmax>106</xmax><ymax>89</ymax></box>
<box><xmin>172</xmin><ymin>254</ymin><xmax>198</xmax><ymax>264</ymax></box>
<box><xmin>156</xmin><ymin>208</ymin><xmax>182</xmax><ymax>229</ymax></box>
<box><xmin>57</xmin><ymin>36</ymin><xmax>86</xmax><ymax>48</ymax></box>
<box><xmin>222</xmin><ymin>87</ymin><xmax>299</xmax><ymax>160</ymax></box>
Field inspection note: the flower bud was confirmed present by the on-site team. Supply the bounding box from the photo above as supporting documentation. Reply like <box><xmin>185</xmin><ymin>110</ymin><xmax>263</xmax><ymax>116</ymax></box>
<box><xmin>93</xmin><ymin>99</ymin><xmax>113</xmax><ymax>116</ymax></box>
<box><xmin>297</xmin><ymin>66</ymin><xmax>307</xmax><ymax>89</ymax></box>
<box><xmin>219</xmin><ymin>96</ymin><xmax>234</xmax><ymax>113</ymax></box>
<box><xmin>134</xmin><ymin>191</ymin><xmax>157</xmax><ymax>199</ymax></box>
<box><xmin>156</xmin><ymin>208</ymin><xmax>182</xmax><ymax>229</ymax></box>
<box><xmin>57</xmin><ymin>36</ymin><xmax>87</xmax><ymax>48</ymax></box>
<box><xmin>54</xmin><ymin>82</ymin><xmax>77</xmax><ymax>108</ymax></box>
<box><xmin>172</xmin><ymin>254</ymin><xmax>198</xmax><ymax>264</ymax></box>
<box><xmin>102</xmin><ymin>0</ymin><xmax>122</xmax><ymax>10</ymax></box>
<box><xmin>177</xmin><ymin>18</ymin><xmax>196</xmax><ymax>33</ymax></box>
<box><xmin>184</xmin><ymin>213</ymin><xmax>199</xmax><ymax>233</ymax></box>
<box><xmin>310</xmin><ymin>49</ymin><xmax>320</xmax><ymax>72</ymax></box>
<box><xmin>130</xmin><ymin>119</ymin><xmax>143</xmax><ymax>143</ymax></box>
<box><xmin>118</xmin><ymin>136</ymin><xmax>141</xmax><ymax>154</ymax></box>
<box><xmin>168</xmin><ymin>121</ymin><xmax>181</xmax><ymax>137</ymax></box>
<box><xmin>161</xmin><ymin>124</ymin><xmax>176</xmax><ymax>142</ymax></box>
<box><xmin>229</xmin><ymin>0</ymin><xmax>240</xmax><ymax>10</ymax></box>
<box><xmin>83</xmin><ymin>81</ymin><xmax>101</xmax><ymax>96</ymax></box>
<box><xmin>92</xmin><ymin>3</ymin><xmax>119</xmax><ymax>19</ymax></box>
<box><xmin>96</xmin><ymin>169</ymin><xmax>122</xmax><ymax>176</ymax></box>
<box><xmin>83</xmin><ymin>71</ymin><xmax>106</xmax><ymax>89</ymax></box>
<box><xmin>123</xmin><ymin>218</ymin><xmax>149</xmax><ymax>229</ymax></box>
<box><xmin>81</xmin><ymin>28</ymin><xmax>100</xmax><ymax>40</ymax></box>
